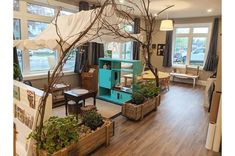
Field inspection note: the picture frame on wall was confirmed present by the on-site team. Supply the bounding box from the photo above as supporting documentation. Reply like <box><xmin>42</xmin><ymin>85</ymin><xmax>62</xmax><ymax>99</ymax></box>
<box><xmin>157</xmin><ymin>44</ymin><xmax>166</xmax><ymax>56</ymax></box>
<box><xmin>13</xmin><ymin>85</ymin><xmax>20</xmax><ymax>101</ymax></box>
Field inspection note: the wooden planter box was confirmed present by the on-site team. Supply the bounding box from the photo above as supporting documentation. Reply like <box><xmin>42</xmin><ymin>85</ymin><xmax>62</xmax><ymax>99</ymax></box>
<box><xmin>122</xmin><ymin>94</ymin><xmax>161</xmax><ymax>120</ymax></box>
<box><xmin>33</xmin><ymin>120</ymin><xmax>114</xmax><ymax>156</ymax></box>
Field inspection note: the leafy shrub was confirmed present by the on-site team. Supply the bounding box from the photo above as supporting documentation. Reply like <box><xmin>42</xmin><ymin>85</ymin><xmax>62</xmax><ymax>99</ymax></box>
<box><xmin>132</xmin><ymin>92</ymin><xmax>145</xmax><ymax>105</ymax></box>
<box><xmin>28</xmin><ymin>116</ymin><xmax>80</xmax><ymax>154</ymax></box>
<box><xmin>82</xmin><ymin>110</ymin><xmax>104</xmax><ymax>130</ymax></box>
<box><xmin>137</xmin><ymin>81</ymin><xmax>160</xmax><ymax>99</ymax></box>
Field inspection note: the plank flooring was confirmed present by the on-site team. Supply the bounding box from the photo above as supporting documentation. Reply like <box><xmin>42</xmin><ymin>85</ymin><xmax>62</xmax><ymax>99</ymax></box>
<box><xmin>91</xmin><ymin>83</ymin><xmax>221</xmax><ymax>156</ymax></box>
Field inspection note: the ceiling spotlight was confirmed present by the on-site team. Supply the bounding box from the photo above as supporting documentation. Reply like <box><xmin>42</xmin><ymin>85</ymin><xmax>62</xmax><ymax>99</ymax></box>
<box><xmin>207</xmin><ymin>9</ymin><xmax>212</xmax><ymax>13</ymax></box>
<box><xmin>119</xmin><ymin>0</ymin><xmax>124</xmax><ymax>3</ymax></box>
<box><xmin>154</xmin><ymin>13</ymin><xmax>158</xmax><ymax>17</ymax></box>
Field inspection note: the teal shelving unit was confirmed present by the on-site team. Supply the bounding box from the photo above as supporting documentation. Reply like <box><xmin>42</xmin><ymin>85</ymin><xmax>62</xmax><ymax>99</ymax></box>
<box><xmin>98</xmin><ymin>58</ymin><xmax>142</xmax><ymax>105</ymax></box>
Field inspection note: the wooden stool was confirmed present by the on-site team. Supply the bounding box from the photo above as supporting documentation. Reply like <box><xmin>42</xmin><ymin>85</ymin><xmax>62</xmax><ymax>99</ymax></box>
<box><xmin>81</xmin><ymin>105</ymin><xmax>97</xmax><ymax>114</ymax></box>
<box><xmin>68</xmin><ymin>100</ymin><xmax>83</xmax><ymax>115</ymax></box>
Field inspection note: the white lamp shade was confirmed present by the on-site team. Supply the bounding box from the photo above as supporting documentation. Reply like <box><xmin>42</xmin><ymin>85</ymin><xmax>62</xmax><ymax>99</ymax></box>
<box><xmin>160</xmin><ymin>20</ymin><xmax>173</xmax><ymax>31</ymax></box>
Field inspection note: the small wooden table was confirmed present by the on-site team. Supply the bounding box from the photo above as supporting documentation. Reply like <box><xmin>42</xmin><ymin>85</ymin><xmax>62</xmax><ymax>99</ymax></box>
<box><xmin>123</xmin><ymin>70</ymin><xmax>170</xmax><ymax>90</ymax></box>
<box><xmin>64</xmin><ymin>89</ymin><xmax>97</xmax><ymax>116</ymax></box>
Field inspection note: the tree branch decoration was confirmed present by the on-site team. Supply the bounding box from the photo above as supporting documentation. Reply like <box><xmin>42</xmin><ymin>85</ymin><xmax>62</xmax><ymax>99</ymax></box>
<box><xmin>32</xmin><ymin>0</ymin><xmax>173</xmax><ymax>153</ymax></box>
<box><xmin>34</xmin><ymin>0</ymin><xmax>110</xmax><ymax>151</ymax></box>
<box><xmin>96</xmin><ymin>0</ymin><xmax>174</xmax><ymax>86</ymax></box>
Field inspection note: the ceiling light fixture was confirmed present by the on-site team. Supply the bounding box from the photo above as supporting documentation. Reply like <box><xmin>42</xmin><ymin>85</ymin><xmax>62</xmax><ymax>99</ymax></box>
<box><xmin>207</xmin><ymin>9</ymin><xmax>212</xmax><ymax>13</ymax></box>
<box><xmin>119</xmin><ymin>0</ymin><xmax>124</xmax><ymax>3</ymax></box>
<box><xmin>160</xmin><ymin>5</ymin><xmax>174</xmax><ymax>31</ymax></box>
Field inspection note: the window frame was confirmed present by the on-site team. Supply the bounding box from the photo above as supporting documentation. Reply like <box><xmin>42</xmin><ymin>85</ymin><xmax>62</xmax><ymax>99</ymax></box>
<box><xmin>27</xmin><ymin>2</ymin><xmax>55</xmax><ymax>17</ymax></box>
<box><xmin>14</xmin><ymin>0</ymin><xmax>78</xmax><ymax>78</ymax></box>
<box><xmin>104</xmin><ymin>23</ymin><xmax>134</xmax><ymax>60</ymax></box>
<box><xmin>172</xmin><ymin>23</ymin><xmax>212</xmax><ymax>69</ymax></box>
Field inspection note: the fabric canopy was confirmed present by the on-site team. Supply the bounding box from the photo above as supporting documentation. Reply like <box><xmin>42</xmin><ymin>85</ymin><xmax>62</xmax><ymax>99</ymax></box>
<box><xmin>14</xmin><ymin>5</ymin><xmax>142</xmax><ymax>53</ymax></box>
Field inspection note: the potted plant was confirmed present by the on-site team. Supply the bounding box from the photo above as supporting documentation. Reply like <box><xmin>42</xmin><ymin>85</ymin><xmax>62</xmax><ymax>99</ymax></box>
<box><xmin>28</xmin><ymin>116</ymin><xmax>81</xmax><ymax>156</ymax></box>
<box><xmin>29</xmin><ymin>112</ymin><xmax>114</xmax><ymax>156</ymax></box>
<box><xmin>122</xmin><ymin>81</ymin><xmax>161</xmax><ymax>120</ymax></box>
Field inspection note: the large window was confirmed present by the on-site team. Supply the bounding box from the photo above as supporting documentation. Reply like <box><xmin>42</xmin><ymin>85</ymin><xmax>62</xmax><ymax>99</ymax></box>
<box><xmin>28</xmin><ymin>21</ymin><xmax>48</xmax><ymax>39</ymax></box>
<box><xmin>27</xmin><ymin>3</ymin><xmax>55</xmax><ymax>17</ymax></box>
<box><xmin>13</xmin><ymin>19</ymin><xmax>21</xmax><ymax>40</ymax></box>
<box><xmin>60</xmin><ymin>9</ymin><xmax>74</xmax><ymax>16</ymax></box>
<box><xmin>29</xmin><ymin>49</ymin><xmax>57</xmax><ymax>72</ymax></box>
<box><xmin>104</xmin><ymin>24</ymin><xmax>134</xmax><ymax>60</ymax></box>
<box><xmin>172</xmin><ymin>24</ymin><xmax>211</xmax><ymax>67</ymax></box>
<box><xmin>63</xmin><ymin>49</ymin><xmax>77</xmax><ymax>70</ymax></box>
<box><xmin>13</xmin><ymin>0</ymin><xmax>19</xmax><ymax>11</ymax></box>
<box><xmin>14</xmin><ymin>1</ymin><xmax>80</xmax><ymax>75</ymax></box>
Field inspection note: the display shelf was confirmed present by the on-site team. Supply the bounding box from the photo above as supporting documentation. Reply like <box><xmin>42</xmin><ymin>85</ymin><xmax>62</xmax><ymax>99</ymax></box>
<box><xmin>98</xmin><ymin>58</ymin><xmax>142</xmax><ymax>104</ymax></box>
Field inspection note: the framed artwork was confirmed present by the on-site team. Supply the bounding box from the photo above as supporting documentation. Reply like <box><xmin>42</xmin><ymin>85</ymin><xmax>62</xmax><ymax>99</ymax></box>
<box><xmin>157</xmin><ymin>44</ymin><xmax>166</xmax><ymax>56</ymax></box>
<box><xmin>27</xmin><ymin>90</ymin><xmax>36</xmax><ymax>109</ymax></box>
<box><xmin>13</xmin><ymin>85</ymin><xmax>20</xmax><ymax>101</ymax></box>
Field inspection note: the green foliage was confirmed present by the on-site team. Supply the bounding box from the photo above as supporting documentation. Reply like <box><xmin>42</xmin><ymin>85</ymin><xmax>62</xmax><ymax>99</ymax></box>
<box><xmin>137</xmin><ymin>81</ymin><xmax>160</xmax><ymax>99</ymax></box>
<box><xmin>132</xmin><ymin>92</ymin><xmax>145</xmax><ymax>105</ymax></box>
<box><xmin>82</xmin><ymin>110</ymin><xmax>104</xmax><ymax>130</ymax></box>
<box><xmin>13</xmin><ymin>63</ymin><xmax>21</xmax><ymax>80</ymax></box>
<box><xmin>28</xmin><ymin>116</ymin><xmax>81</xmax><ymax>155</ymax></box>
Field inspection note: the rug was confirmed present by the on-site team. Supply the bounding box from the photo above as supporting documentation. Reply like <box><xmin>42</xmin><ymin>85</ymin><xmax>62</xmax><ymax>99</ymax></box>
<box><xmin>52</xmin><ymin>98</ymin><xmax>122</xmax><ymax>119</ymax></box>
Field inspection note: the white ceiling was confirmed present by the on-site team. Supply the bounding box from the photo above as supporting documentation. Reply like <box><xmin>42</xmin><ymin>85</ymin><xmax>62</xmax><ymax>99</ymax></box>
<box><xmin>57</xmin><ymin>0</ymin><xmax>221</xmax><ymax>19</ymax></box>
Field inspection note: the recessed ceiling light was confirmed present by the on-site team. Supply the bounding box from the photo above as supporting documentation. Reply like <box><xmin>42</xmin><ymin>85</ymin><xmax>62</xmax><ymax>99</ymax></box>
<box><xmin>207</xmin><ymin>9</ymin><xmax>212</xmax><ymax>13</ymax></box>
<box><xmin>119</xmin><ymin>0</ymin><xmax>124</xmax><ymax>3</ymax></box>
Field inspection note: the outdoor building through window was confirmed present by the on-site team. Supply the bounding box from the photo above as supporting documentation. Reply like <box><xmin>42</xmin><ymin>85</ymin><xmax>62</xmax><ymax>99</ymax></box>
<box><xmin>172</xmin><ymin>24</ymin><xmax>211</xmax><ymax>67</ymax></box>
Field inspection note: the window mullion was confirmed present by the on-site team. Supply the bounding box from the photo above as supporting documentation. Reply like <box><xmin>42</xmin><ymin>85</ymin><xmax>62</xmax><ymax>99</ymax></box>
<box><xmin>23</xmin><ymin>51</ymin><xmax>30</xmax><ymax>75</ymax></box>
<box><xmin>186</xmin><ymin>28</ymin><xmax>193</xmax><ymax>65</ymax></box>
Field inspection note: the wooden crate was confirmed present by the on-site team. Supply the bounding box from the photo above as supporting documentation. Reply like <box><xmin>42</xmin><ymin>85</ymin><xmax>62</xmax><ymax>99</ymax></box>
<box><xmin>34</xmin><ymin>120</ymin><xmax>114</xmax><ymax>156</ymax></box>
<box><xmin>122</xmin><ymin>95</ymin><xmax>160</xmax><ymax>120</ymax></box>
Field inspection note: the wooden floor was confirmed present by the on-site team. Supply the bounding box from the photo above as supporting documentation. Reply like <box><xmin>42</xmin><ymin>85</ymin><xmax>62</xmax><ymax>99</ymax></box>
<box><xmin>91</xmin><ymin>83</ymin><xmax>221</xmax><ymax>156</ymax></box>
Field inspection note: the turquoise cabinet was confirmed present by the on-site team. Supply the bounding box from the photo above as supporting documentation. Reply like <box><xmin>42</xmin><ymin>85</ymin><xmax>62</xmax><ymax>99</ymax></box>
<box><xmin>98</xmin><ymin>58</ymin><xmax>142</xmax><ymax>105</ymax></box>
<box><xmin>111</xmin><ymin>90</ymin><xmax>132</xmax><ymax>103</ymax></box>
<box><xmin>99</xmin><ymin>69</ymin><xmax>112</xmax><ymax>89</ymax></box>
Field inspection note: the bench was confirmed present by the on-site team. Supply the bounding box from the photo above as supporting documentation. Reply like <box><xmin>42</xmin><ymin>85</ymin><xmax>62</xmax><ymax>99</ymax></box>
<box><xmin>170</xmin><ymin>66</ymin><xmax>199</xmax><ymax>88</ymax></box>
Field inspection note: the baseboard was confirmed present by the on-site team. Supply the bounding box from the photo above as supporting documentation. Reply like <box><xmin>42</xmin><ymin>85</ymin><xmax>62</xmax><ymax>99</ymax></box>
<box><xmin>170</xmin><ymin>78</ymin><xmax>206</xmax><ymax>86</ymax></box>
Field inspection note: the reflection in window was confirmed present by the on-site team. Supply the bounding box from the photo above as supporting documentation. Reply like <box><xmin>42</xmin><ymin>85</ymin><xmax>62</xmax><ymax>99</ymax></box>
<box><xmin>28</xmin><ymin>21</ymin><xmax>48</xmax><ymax>39</ymax></box>
<box><xmin>13</xmin><ymin>0</ymin><xmax>19</xmax><ymax>11</ymax></box>
<box><xmin>27</xmin><ymin>3</ymin><xmax>55</xmax><ymax>17</ymax></box>
<box><xmin>29</xmin><ymin>49</ymin><xmax>57</xmax><ymax>72</ymax></box>
<box><xmin>14</xmin><ymin>19</ymin><xmax>21</xmax><ymax>40</ymax></box>
<box><xmin>63</xmin><ymin>49</ymin><xmax>76</xmax><ymax>70</ymax></box>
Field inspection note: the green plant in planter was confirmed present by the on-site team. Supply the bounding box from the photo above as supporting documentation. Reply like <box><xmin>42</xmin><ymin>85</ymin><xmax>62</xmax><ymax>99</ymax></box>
<box><xmin>138</xmin><ymin>81</ymin><xmax>160</xmax><ymax>99</ymax></box>
<box><xmin>14</xmin><ymin>63</ymin><xmax>22</xmax><ymax>80</ymax></box>
<box><xmin>82</xmin><ymin>110</ymin><xmax>104</xmax><ymax>130</ymax></box>
<box><xmin>28</xmin><ymin>116</ymin><xmax>81</xmax><ymax>155</ymax></box>
<box><xmin>132</xmin><ymin>92</ymin><xmax>145</xmax><ymax>105</ymax></box>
